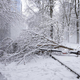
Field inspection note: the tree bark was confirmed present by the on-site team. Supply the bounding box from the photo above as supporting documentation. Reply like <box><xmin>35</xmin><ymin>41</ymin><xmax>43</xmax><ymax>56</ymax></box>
<box><xmin>49</xmin><ymin>0</ymin><xmax>53</xmax><ymax>39</ymax></box>
<box><xmin>75</xmin><ymin>0</ymin><xmax>79</xmax><ymax>44</ymax></box>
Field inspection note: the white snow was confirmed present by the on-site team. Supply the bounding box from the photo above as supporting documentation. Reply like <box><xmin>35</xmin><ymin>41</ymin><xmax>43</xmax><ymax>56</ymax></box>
<box><xmin>61</xmin><ymin>42</ymin><xmax>80</xmax><ymax>50</ymax></box>
<box><xmin>0</xmin><ymin>55</ymin><xmax>80</xmax><ymax>80</ymax></box>
<box><xmin>54</xmin><ymin>55</ymin><xmax>80</xmax><ymax>75</ymax></box>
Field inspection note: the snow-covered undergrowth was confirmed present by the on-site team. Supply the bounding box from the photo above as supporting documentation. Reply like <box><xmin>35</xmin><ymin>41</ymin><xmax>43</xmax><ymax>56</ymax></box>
<box><xmin>0</xmin><ymin>55</ymin><xmax>79</xmax><ymax>80</ymax></box>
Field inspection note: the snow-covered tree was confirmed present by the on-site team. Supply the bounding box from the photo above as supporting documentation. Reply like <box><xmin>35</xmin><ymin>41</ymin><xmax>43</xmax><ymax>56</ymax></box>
<box><xmin>0</xmin><ymin>0</ymin><xmax>27</xmax><ymax>63</ymax></box>
<box><xmin>58</xmin><ymin>0</ymin><xmax>80</xmax><ymax>43</ymax></box>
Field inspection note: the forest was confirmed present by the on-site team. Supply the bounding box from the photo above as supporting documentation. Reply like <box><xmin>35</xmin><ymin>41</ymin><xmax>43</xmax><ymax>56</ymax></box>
<box><xmin>0</xmin><ymin>0</ymin><xmax>80</xmax><ymax>80</ymax></box>
<box><xmin>0</xmin><ymin>0</ymin><xmax>80</xmax><ymax>64</ymax></box>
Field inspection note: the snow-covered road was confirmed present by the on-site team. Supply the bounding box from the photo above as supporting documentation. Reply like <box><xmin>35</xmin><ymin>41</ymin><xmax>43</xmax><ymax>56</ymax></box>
<box><xmin>54</xmin><ymin>54</ymin><xmax>80</xmax><ymax>75</ymax></box>
<box><xmin>0</xmin><ymin>55</ymin><xmax>79</xmax><ymax>80</ymax></box>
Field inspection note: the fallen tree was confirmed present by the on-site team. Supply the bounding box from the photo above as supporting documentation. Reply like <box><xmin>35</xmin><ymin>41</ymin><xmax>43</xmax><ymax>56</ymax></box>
<box><xmin>0</xmin><ymin>30</ymin><xmax>78</xmax><ymax>65</ymax></box>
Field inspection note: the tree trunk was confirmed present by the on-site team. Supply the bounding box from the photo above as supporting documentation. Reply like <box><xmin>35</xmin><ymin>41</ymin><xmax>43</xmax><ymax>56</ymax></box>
<box><xmin>75</xmin><ymin>0</ymin><xmax>79</xmax><ymax>44</ymax></box>
<box><xmin>49</xmin><ymin>0</ymin><xmax>53</xmax><ymax>39</ymax></box>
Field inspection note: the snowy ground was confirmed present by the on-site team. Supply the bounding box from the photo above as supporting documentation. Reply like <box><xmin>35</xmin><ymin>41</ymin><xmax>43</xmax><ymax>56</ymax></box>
<box><xmin>54</xmin><ymin>54</ymin><xmax>80</xmax><ymax>75</ymax></box>
<box><xmin>0</xmin><ymin>55</ymin><xmax>80</xmax><ymax>80</ymax></box>
<box><xmin>0</xmin><ymin>73</ymin><xmax>7</xmax><ymax>80</ymax></box>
